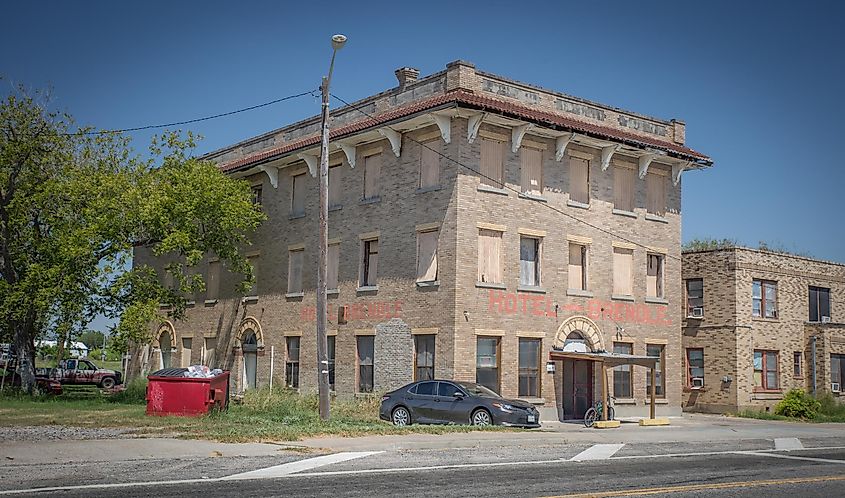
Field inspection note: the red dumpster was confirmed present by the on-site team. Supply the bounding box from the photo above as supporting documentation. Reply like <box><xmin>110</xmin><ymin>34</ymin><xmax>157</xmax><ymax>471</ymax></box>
<box><xmin>145</xmin><ymin>368</ymin><xmax>230</xmax><ymax>416</ymax></box>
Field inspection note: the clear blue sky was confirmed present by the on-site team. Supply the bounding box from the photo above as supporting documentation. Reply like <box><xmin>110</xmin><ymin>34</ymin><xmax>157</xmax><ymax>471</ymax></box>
<box><xmin>2</xmin><ymin>0</ymin><xmax>843</xmax><ymax>323</ymax></box>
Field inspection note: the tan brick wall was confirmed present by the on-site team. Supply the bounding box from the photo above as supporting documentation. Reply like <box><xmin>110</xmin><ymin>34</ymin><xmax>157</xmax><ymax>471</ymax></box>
<box><xmin>682</xmin><ymin>248</ymin><xmax>845</xmax><ymax>413</ymax></box>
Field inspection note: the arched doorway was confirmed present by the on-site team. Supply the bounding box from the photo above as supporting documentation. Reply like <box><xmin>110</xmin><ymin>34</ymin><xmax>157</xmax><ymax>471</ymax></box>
<box><xmin>242</xmin><ymin>331</ymin><xmax>258</xmax><ymax>390</ymax></box>
<box><xmin>154</xmin><ymin>322</ymin><xmax>176</xmax><ymax>371</ymax></box>
<box><xmin>554</xmin><ymin>316</ymin><xmax>604</xmax><ymax>420</ymax></box>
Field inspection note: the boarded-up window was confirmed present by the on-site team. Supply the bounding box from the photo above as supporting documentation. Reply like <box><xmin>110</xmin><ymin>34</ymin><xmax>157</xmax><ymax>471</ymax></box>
<box><xmin>203</xmin><ymin>337</ymin><xmax>217</xmax><ymax>368</ymax></box>
<box><xmin>207</xmin><ymin>261</ymin><xmax>220</xmax><ymax>300</ymax></box>
<box><xmin>287</xmin><ymin>249</ymin><xmax>303</xmax><ymax>293</ymax></box>
<box><xmin>569</xmin><ymin>156</ymin><xmax>590</xmax><ymax>204</ymax></box>
<box><xmin>647</xmin><ymin>253</ymin><xmax>664</xmax><ymax>298</ymax></box>
<box><xmin>568</xmin><ymin>243</ymin><xmax>588</xmax><ymax>291</ymax></box>
<box><xmin>419</xmin><ymin>141</ymin><xmax>440</xmax><ymax>188</ymax></box>
<box><xmin>246</xmin><ymin>255</ymin><xmax>259</xmax><ymax>296</ymax></box>
<box><xmin>614</xmin><ymin>165</ymin><xmax>635</xmax><ymax>212</ymax></box>
<box><xmin>519</xmin><ymin>236</ymin><xmax>540</xmax><ymax>287</ymax></box>
<box><xmin>181</xmin><ymin>338</ymin><xmax>192</xmax><ymax>367</ymax></box>
<box><xmin>477</xmin><ymin>229</ymin><xmax>502</xmax><ymax>284</ymax></box>
<box><xmin>329</xmin><ymin>164</ymin><xmax>342</xmax><ymax>208</ymax></box>
<box><xmin>291</xmin><ymin>173</ymin><xmax>306</xmax><ymax>216</ymax></box>
<box><xmin>613</xmin><ymin>247</ymin><xmax>633</xmax><ymax>296</ymax></box>
<box><xmin>327</xmin><ymin>243</ymin><xmax>340</xmax><ymax>291</ymax></box>
<box><xmin>646</xmin><ymin>172</ymin><xmax>665</xmax><ymax>216</ymax></box>
<box><xmin>361</xmin><ymin>239</ymin><xmax>378</xmax><ymax>286</ymax></box>
<box><xmin>520</xmin><ymin>147</ymin><xmax>543</xmax><ymax>195</ymax></box>
<box><xmin>414</xmin><ymin>334</ymin><xmax>435</xmax><ymax>381</ymax></box>
<box><xmin>480</xmin><ymin>138</ymin><xmax>504</xmax><ymax>188</ymax></box>
<box><xmin>363</xmin><ymin>153</ymin><xmax>381</xmax><ymax>200</ymax></box>
<box><xmin>416</xmin><ymin>230</ymin><xmax>438</xmax><ymax>282</ymax></box>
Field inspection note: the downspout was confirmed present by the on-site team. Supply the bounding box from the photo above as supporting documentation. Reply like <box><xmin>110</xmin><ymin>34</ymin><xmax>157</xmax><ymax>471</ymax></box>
<box><xmin>811</xmin><ymin>335</ymin><xmax>817</xmax><ymax>396</ymax></box>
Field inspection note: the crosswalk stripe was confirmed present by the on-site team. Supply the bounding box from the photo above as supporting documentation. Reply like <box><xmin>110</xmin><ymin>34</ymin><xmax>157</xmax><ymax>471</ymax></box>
<box><xmin>570</xmin><ymin>444</ymin><xmax>625</xmax><ymax>461</ymax></box>
<box><xmin>774</xmin><ymin>437</ymin><xmax>803</xmax><ymax>451</ymax></box>
<box><xmin>221</xmin><ymin>451</ymin><xmax>383</xmax><ymax>480</ymax></box>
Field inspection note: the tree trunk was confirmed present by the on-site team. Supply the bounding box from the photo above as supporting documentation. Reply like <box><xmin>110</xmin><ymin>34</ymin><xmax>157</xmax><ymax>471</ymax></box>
<box><xmin>13</xmin><ymin>320</ymin><xmax>36</xmax><ymax>394</ymax></box>
<box><xmin>55</xmin><ymin>330</ymin><xmax>67</xmax><ymax>364</ymax></box>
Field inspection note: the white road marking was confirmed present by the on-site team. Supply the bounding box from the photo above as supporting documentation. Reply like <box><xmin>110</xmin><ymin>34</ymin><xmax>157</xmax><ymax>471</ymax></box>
<box><xmin>735</xmin><ymin>451</ymin><xmax>845</xmax><ymax>465</ymax></box>
<box><xmin>4</xmin><ymin>445</ymin><xmax>845</xmax><ymax>495</ymax></box>
<box><xmin>222</xmin><ymin>451</ymin><xmax>383</xmax><ymax>480</ymax></box>
<box><xmin>774</xmin><ymin>437</ymin><xmax>803</xmax><ymax>451</ymax></box>
<box><xmin>570</xmin><ymin>444</ymin><xmax>625</xmax><ymax>461</ymax></box>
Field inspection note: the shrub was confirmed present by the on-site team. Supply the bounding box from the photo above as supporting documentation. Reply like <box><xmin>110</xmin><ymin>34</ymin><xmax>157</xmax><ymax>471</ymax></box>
<box><xmin>774</xmin><ymin>389</ymin><xmax>820</xmax><ymax>419</ymax></box>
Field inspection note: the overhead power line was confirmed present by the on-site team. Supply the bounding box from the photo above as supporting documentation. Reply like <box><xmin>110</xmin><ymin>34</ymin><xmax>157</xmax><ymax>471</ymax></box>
<box><xmin>67</xmin><ymin>89</ymin><xmax>318</xmax><ymax>136</ymax></box>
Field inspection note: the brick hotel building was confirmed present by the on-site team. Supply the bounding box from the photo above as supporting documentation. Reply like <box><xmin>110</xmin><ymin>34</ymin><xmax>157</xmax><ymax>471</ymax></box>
<box><xmin>133</xmin><ymin>61</ymin><xmax>712</xmax><ymax>420</ymax></box>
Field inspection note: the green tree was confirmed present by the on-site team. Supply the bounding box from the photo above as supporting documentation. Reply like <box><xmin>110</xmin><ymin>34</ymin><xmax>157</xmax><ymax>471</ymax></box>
<box><xmin>78</xmin><ymin>330</ymin><xmax>105</xmax><ymax>351</ymax></box>
<box><xmin>0</xmin><ymin>87</ymin><xmax>264</xmax><ymax>392</ymax></box>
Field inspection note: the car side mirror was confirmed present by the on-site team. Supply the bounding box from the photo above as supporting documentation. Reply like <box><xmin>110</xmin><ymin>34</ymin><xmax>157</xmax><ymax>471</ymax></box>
<box><xmin>453</xmin><ymin>392</ymin><xmax>465</xmax><ymax>399</ymax></box>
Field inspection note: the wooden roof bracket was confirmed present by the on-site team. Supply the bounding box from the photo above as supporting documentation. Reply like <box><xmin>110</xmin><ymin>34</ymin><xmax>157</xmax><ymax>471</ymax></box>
<box><xmin>511</xmin><ymin>123</ymin><xmax>534</xmax><ymax>153</ymax></box>
<box><xmin>256</xmin><ymin>165</ymin><xmax>279</xmax><ymax>188</ymax></box>
<box><xmin>638</xmin><ymin>153</ymin><xmax>657</xmax><ymax>179</ymax></box>
<box><xmin>672</xmin><ymin>160</ymin><xmax>691</xmax><ymax>186</ymax></box>
<box><xmin>601</xmin><ymin>144</ymin><xmax>620</xmax><ymax>171</ymax></box>
<box><xmin>555</xmin><ymin>133</ymin><xmax>576</xmax><ymax>161</ymax></box>
<box><xmin>378</xmin><ymin>127</ymin><xmax>402</xmax><ymax>157</ymax></box>
<box><xmin>467</xmin><ymin>112</ymin><xmax>486</xmax><ymax>144</ymax></box>
<box><xmin>432</xmin><ymin>114</ymin><xmax>452</xmax><ymax>144</ymax></box>
<box><xmin>297</xmin><ymin>153</ymin><xmax>319</xmax><ymax>178</ymax></box>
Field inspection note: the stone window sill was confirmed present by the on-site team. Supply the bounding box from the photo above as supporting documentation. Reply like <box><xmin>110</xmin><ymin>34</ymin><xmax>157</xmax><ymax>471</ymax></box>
<box><xmin>612</xmin><ymin>208</ymin><xmax>637</xmax><ymax>219</ymax></box>
<box><xmin>357</xmin><ymin>285</ymin><xmax>379</xmax><ymax>293</ymax></box>
<box><xmin>567</xmin><ymin>200</ymin><xmax>590</xmax><ymax>210</ymax></box>
<box><xmin>752</xmin><ymin>391</ymin><xmax>783</xmax><ymax>400</ymax></box>
<box><xmin>416</xmin><ymin>185</ymin><xmax>442</xmax><ymax>194</ymax></box>
<box><xmin>288</xmin><ymin>212</ymin><xmax>305</xmax><ymax>220</ymax></box>
<box><xmin>518</xmin><ymin>192</ymin><xmax>547</xmax><ymax>202</ymax></box>
<box><xmin>476</xmin><ymin>281</ymin><xmax>506</xmax><ymax>290</ymax></box>
<box><xmin>242</xmin><ymin>295</ymin><xmax>259</xmax><ymax>304</ymax></box>
<box><xmin>329</xmin><ymin>204</ymin><xmax>343</xmax><ymax>212</ymax></box>
<box><xmin>685</xmin><ymin>315</ymin><xmax>704</xmax><ymax>320</ymax></box>
<box><xmin>611</xmin><ymin>294</ymin><xmax>635</xmax><ymax>302</ymax></box>
<box><xmin>327</xmin><ymin>289</ymin><xmax>339</xmax><ymax>296</ymax></box>
<box><xmin>517</xmin><ymin>285</ymin><xmax>546</xmax><ymax>294</ymax></box>
<box><xmin>567</xmin><ymin>289</ymin><xmax>594</xmax><ymax>298</ymax></box>
<box><xmin>477</xmin><ymin>184</ymin><xmax>509</xmax><ymax>196</ymax></box>
<box><xmin>360</xmin><ymin>196</ymin><xmax>381</xmax><ymax>205</ymax></box>
<box><xmin>752</xmin><ymin>317</ymin><xmax>780</xmax><ymax>323</ymax></box>
<box><xmin>186</xmin><ymin>300</ymin><xmax>196</xmax><ymax>307</ymax></box>
<box><xmin>204</xmin><ymin>299</ymin><xmax>218</xmax><ymax>306</ymax></box>
<box><xmin>416</xmin><ymin>280</ymin><xmax>440</xmax><ymax>288</ymax></box>
<box><xmin>614</xmin><ymin>398</ymin><xmax>637</xmax><ymax>405</ymax></box>
<box><xmin>645</xmin><ymin>213</ymin><xmax>669</xmax><ymax>223</ymax></box>
<box><xmin>645</xmin><ymin>297</ymin><xmax>669</xmax><ymax>305</ymax></box>
<box><xmin>285</xmin><ymin>292</ymin><xmax>304</xmax><ymax>299</ymax></box>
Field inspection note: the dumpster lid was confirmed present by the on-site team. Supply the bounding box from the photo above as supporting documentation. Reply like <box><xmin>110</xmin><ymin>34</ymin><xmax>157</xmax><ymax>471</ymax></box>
<box><xmin>149</xmin><ymin>367</ymin><xmax>189</xmax><ymax>377</ymax></box>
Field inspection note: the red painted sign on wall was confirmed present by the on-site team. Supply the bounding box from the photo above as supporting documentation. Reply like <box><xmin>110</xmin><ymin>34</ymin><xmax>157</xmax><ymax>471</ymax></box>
<box><xmin>487</xmin><ymin>290</ymin><xmax>671</xmax><ymax>325</ymax></box>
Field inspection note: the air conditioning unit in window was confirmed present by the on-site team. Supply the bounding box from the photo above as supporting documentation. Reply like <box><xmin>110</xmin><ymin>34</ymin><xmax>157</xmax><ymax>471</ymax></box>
<box><xmin>690</xmin><ymin>307</ymin><xmax>704</xmax><ymax>318</ymax></box>
<box><xmin>822</xmin><ymin>316</ymin><xmax>831</xmax><ymax>323</ymax></box>
<box><xmin>691</xmin><ymin>377</ymin><xmax>704</xmax><ymax>389</ymax></box>
<box><xmin>832</xmin><ymin>382</ymin><xmax>841</xmax><ymax>393</ymax></box>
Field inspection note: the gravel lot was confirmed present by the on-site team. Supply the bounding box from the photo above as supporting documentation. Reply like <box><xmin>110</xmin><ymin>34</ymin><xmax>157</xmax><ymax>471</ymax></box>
<box><xmin>0</xmin><ymin>425</ymin><xmax>135</xmax><ymax>442</ymax></box>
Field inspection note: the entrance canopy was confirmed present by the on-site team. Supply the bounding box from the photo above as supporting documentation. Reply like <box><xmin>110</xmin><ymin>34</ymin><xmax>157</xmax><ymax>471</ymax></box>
<box><xmin>549</xmin><ymin>350</ymin><xmax>658</xmax><ymax>369</ymax></box>
<box><xmin>549</xmin><ymin>348</ymin><xmax>661</xmax><ymax>422</ymax></box>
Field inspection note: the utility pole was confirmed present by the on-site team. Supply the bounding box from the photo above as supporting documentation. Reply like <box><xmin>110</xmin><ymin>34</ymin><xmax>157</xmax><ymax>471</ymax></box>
<box><xmin>317</xmin><ymin>34</ymin><xmax>347</xmax><ymax>421</ymax></box>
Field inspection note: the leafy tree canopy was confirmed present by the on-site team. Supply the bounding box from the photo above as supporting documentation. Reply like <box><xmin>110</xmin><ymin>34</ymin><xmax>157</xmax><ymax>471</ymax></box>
<box><xmin>0</xmin><ymin>86</ymin><xmax>264</xmax><ymax>392</ymax></box>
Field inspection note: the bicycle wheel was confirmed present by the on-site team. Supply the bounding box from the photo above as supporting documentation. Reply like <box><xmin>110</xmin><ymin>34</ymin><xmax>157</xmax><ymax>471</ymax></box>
<box><xmin>584</xmin><ymin>407</ymin><xmax>597</xmax><ymax>428</ymax></box>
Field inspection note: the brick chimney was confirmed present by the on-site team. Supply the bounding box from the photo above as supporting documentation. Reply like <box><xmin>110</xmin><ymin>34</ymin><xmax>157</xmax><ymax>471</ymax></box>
<box><xmin>394</xmin><ymin>67</ymin><xmax>420</xmax><ymax>89</ymax></box>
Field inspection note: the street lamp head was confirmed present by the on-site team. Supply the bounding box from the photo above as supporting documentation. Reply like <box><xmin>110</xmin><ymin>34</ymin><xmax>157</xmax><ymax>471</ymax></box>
<box><xmin>331</xmin><ymin>34</ymin><xmax>347</xmax><ymax>50</ymax></box>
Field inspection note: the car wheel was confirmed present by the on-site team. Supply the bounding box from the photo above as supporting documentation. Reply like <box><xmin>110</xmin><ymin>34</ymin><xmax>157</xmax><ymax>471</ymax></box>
<box><xmin>471</xmin><ymin>408</ymin><xmax>492</xmax><ymax>426</ymax></box>
<box><xmin>100</xmin><ymin>377</ymin><xmax>116</xmax><ymax>389</ymax></box>
<box><xmin>392</xmin><ymin>406</ymin><xmax>411</xmax><ymax>427</ymax></box>
<box><xmin>584</xmin><ymin>407</ymin><xmax>597</xmax><ymax>428</ymax></box>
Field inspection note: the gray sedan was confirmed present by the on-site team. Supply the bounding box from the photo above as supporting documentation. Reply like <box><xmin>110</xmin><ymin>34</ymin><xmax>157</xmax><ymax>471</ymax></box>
<box><xmin>379</xmin><ymin>380</ymin><xmax>541</xmax><ymax>428</ymax></box>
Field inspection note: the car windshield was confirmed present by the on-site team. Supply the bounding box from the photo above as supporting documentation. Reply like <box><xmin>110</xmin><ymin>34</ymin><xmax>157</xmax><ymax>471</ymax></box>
<box><xmin>454</xmin><ymin>382</ymin><xmax>501</xmax><ymax>398</ymax></box>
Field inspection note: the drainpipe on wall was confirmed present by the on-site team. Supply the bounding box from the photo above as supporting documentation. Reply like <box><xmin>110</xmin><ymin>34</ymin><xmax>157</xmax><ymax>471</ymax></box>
<box><xmin>811</xmin><ymin>335</ymin><xmax>817</xmax><ymax>396</ymax></box>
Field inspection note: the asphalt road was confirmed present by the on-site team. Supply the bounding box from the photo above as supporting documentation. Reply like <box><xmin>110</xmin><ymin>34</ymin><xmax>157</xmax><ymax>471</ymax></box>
<box><xmin>10</xmin><ymin>447</ymin><xmax>845</xmax><ymax>497</ymax></box>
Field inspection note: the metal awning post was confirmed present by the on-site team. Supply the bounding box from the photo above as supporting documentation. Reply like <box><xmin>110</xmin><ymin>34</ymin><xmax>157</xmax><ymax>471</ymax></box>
<box><xmin>601</xmin><ymin>362</ymin><xmax>608</xmax><ymax>421</ymax></box>
<box><xmin>650</xmin><ymin>366</ymin><xmax>656</xmax><ymax>420</ymax></box>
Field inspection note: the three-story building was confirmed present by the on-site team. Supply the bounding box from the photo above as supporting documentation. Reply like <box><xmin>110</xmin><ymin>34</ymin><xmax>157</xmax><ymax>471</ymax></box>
<box><xmin>133</xmin><ymin>61</ymin><xmax>712</xmax><ymax>420</ymax></box>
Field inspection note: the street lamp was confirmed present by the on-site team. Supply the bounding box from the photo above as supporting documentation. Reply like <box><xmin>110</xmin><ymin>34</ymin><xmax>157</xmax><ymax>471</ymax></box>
<box><xmin>317</xmin><ymin>33</ymin><xmax>346</xmax><ymax>421</ymax></box>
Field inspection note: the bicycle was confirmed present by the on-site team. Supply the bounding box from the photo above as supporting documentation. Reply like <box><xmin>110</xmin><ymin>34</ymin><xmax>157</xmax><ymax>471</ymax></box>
<box><xmin>584</xmin><ymin>396</ymin><xmax>616</xmax><ymax>428</ymax></box>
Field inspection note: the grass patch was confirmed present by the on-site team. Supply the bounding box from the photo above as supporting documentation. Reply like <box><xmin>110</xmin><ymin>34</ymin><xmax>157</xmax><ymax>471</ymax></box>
<box><xmin>0</xmin><ymin>387</ymin><xmax>515</xmax><ymax>442</ymax></box>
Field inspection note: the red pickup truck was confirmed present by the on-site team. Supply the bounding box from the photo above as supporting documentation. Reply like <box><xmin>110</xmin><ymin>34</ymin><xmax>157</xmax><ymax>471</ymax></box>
<box><xmin>37</xmin><ymin>359</ymin><xmax>123</xmax><ymax>389</ymax></box>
